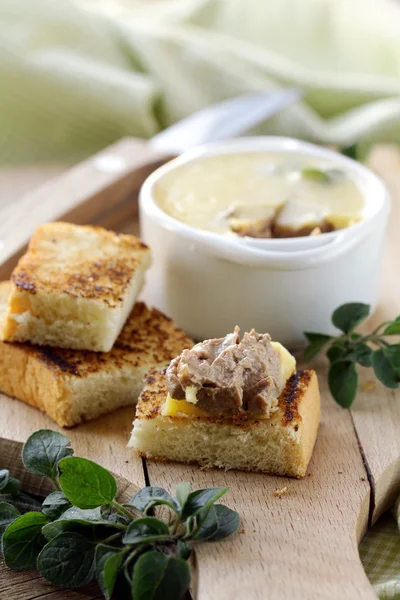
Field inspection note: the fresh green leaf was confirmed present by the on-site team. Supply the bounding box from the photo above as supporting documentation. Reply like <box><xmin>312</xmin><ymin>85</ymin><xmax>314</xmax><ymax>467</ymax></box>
<box><xmin>42</xmin><ymin>519</ymin><xmax>94</xmax><ymax>542</ymax></box>
<box><xmin>42</xmin><ymin>491</ymin><xmax>70</xmax><ymax>519</ymax></box>
<box><xmin>42</xmin><ymin>507</ymin><xmax>108</xmax><ymax>540</ymax></box>
<box><xmin>123</xmin><ymin>517</ymin><xmax>169</xmax><ymax>545</ymax></box>
<box><xmin>37</xmin><ymin>532</ymin><xmax>96</xmax><ymax>587</ymax></box>
<box><xmin>332</xmin><ymin>303</ymin><xmax>370</xmax><ymax>334</ymax></box>
<box><xmin>129</xmin><ymin>486</ymin><xmax>176</xmax><ymax>513</ymax></box>
<box><xmin>194</xmin><ymin>506</ymin><xmax>219</xmax><ymax>540</ymax></box>
<box><xmin>328</xmin><ymin>360</ymin><xmax>358</xmax><ymax>408</ymax></box>
<box><xmin>132</xmin><ymin>551</ymin><xmax>190</xmax><ymax>600</ymax></box>
<box><xmin>303</xmin><ymin>333</ymin><xmax>332</xmax><ymax>361</ymax></box>
<box><xmin>124</xmin><ymin>547</ymin><xmax>144</xmax><ymax>584</ymax></box>
<box><xmin>95</xmin><ymin>544</ymin><xmax>125</xmax><ymax>600</ymax></box>
<box><xmin>210</xmin><ymin>505</ymin><xmax>240</xmax><ymax>541</ymax></box>
<box><xmin>175</xmin><ymin>482</ymin><xmax>191</xmax><ymax>511</ymax></box>
<box><xmin>382</xmin><ymin>345</ymin><xmax>400</xmax><ymax>377</ymax></box>
<box><xmin>182</xmin><ymin>487</ymin><xmax>228</xmax><ymax>520</ymax></box>
<box><xmin>22</xmin><ymin>430</ymin><xmax>72</xmax><ymax>480</ymax></box>
<box><xmin>302</xmin><ymin>167</ymin><xmax>330</xmax><ymax>183</ymax></box>
<box><xmin>354</xmin><ymin>342</ymin><xmax>373</xmax><ymax>367</ymax></box>
<box><xmin>327</xmin><ymin>344</ymin><xmax>346</xmax><ymax>364</ymax></box>
<box><xmin>383</xmin><ymin>317</ymin><xmax>400</xmax><ymax>335</ymax></box>
<box><xmin>177</xmin><ymin>540</ymin><xmax>192</xmax><ymax>560</ymax></box>
<box><xmin>350</xmin><ymin>333</ymin><xmax>362</xmax><ymax>340</ymax></box>
<box><xmin>195</xmin><ymin>505</ymin><xmax>239</xmax><ymax>541</ymax></box>
<box><xmin>2</xmin><ymin>511</ymin><xmax>49</xmax><ymax>570</ymax></box>
<box><xmin>0</xmin><ymin>502</ymin><xmax>20</xmax><ymax>534</ymax></box>
<box><xmin>101</xmin><ymin>504</ymin><xmax>131</xmax><ymax>525</ymax></box>
<box><xmin>372</xmin><ymin>348</ymin><xmax>400</xmax><ymax>388</ymax></box>
<box><xmin>61</xmin><ymin>506</ymin><xmax>103</xmax><ymax>521</ymax></box>
<box><xmin>58</xmin><ymin>457</ymin><xmax>117</xmax><ymax>509</ymax></box>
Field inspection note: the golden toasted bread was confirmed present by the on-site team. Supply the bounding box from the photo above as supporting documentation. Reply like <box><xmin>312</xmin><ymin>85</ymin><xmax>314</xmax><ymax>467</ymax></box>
<box><xmin>0</xmin><ymin>282</ymin><xmax>192</xmax><ymax>427</ymax></box>
<box><xmin>2</xmin><ymin>222</ymin><xmax>151</xmax><ymax>352</ymax></box>
<box><xmin>129</xmin><ymin>368</ymin><xmax>320</xmax><ymax>478</ymax></box>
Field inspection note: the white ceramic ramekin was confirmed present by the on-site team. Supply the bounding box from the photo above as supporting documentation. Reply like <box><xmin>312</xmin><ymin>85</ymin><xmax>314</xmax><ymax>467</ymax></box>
<box><xmin>139</xmin><ymin>137</ymin><xmax>390</xmax><ymax>346</ymax></box>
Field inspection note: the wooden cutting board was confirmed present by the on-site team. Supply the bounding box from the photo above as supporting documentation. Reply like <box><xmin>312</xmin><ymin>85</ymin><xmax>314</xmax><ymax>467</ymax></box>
<box><xmin>0</xmin><ymin>140</ymin><xmax>399</xmax><ymax>600</ymax></box>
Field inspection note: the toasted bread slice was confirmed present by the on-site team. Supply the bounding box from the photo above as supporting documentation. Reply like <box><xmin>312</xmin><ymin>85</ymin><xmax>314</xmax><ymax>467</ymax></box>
<box><xmin>0</xmin><ymin>282</ymin><xmax>192</xmax><ymax>427</ymax></box>
<box><xmin>129</xmin><ymin>368</ymin><xmax>320</xmax><ymax>478</ymax></box>
<box><xmin>2</xmin><ymin>222</ymin><xmax>151</xmax><ymax>352</ymax></box>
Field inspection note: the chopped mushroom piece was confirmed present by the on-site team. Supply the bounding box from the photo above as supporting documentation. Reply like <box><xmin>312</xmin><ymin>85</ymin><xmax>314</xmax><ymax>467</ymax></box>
<box><xmin>229</xmin><ymin>216</ymin><xmax>273</xmax><ymax>238</ymax></box>
<box><xmin>272</xmin><ymin>198</ymin><xmax>333</xmax><ymax>238</ymax></box>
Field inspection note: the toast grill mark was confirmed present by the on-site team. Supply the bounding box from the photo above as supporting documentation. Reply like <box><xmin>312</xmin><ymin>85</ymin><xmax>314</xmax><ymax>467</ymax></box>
<box><xmin>28</xmin><ymin>310</ymin><xmax>191</xmax><ymax>380</ymax></box>
<box><xmin>36</xmin><ymin>347</ymin><xmax>81</xmax><ymax>376</ymax></box>
<box><xmin>12</xmin><ymin>272</ymin><xmax>36</xmax><ymax>293</ymax></box>
<box><xmin>280</xmin><ymin>370</ymin><xmax>311</xmax><ymax>426</ymax></box>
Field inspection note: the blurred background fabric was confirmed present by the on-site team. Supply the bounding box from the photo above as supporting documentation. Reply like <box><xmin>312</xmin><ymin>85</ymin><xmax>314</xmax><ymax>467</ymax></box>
<box><xmin>1</xmin><ymin>0</ymin><xmax>400</xmax><ymax>163</ymax></box>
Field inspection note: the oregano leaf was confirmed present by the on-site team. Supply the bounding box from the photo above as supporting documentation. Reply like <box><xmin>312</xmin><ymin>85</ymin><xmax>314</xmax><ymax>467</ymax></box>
<box><xmin>42</xmin><ymin>491</ymin><xmax>70</xmax><ymax>519</ymax></box>
<box><xmin>2</xmin><ymin>511</ymin><xmax>49</xmax><ymax>570</ymax></box>
<box><xmin>303</xmin><ymin>333</ymin><xmax>333</xmax><ymax>361</ymax></box>
<box><xmin>22</xmin><ymin>430</ymin><xmax>72</xmax><ymax>480</ymax></box>
<box><xmin>175</xmin><ymin>482</ymin><xmax>191</xmax><ymax>511</ymax></box>
<box><xmin>58</xmin><ymin>457</ymin><xmax>117</xmax><ymax>509</ymax></box>
<box><xmin>372</xmin><ymin>349</ymin><xmax>400</xmax><ymax>389</ymax></box>
<box><xmin>182</xmin><ymin>487</ymin><xmax>228</xmax><ymax>520</ymax></box>
<box><xmin>328</xmin><ymin>360</ymin><xmax>358</xmax><ymax>408</ymax></box>
<box><xmin>132</xmin><ymin>551</ymin><xmax>190</xmax><ymax>600</ymax></box>
<box><xmin>123</xmin><ymin>517</ymin><xmax>169</xmax><ymax>545</ymax></box>
<box><xmin>332</xmin><ymin>303</ymin><xmax>370</xmax><ymax>333</ymax></box>
<box><xmin>95</xmin><ymin>544</ymin><xmax>125</xmax><ymax>600</ymax></box>
<box><xmin>37</xmin><ymin>532</ymin><xmax>96</xmax><ymax>587</ymax></box>
<box><xmin>129</xmin><ymin>487</ymin><xmax>177</xmax><ymax>514</ymax></box>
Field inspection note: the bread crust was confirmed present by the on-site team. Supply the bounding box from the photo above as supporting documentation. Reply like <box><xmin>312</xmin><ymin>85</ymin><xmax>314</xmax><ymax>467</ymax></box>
<box><xmin>130</xmin><ymin>368</ymin><xmax>321</xmax><ymax>477</ymax></box>
<box><xmin>1</xmin><ymin>223</ymin><xmax>152</xmax><ymax>351</ymax></box>
<box><xmin>0</xmin><ymin>281</ymin><xmax>193</xmax><ymax>427</ymax></box>
<box><xmin>9</xmin><ymin>222</ymin><xmax>150</xmax><ymax>306</ymax></box>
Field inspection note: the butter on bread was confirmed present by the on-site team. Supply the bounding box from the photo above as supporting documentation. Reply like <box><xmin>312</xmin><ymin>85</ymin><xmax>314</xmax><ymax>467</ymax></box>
<box><xmin>0</xmin><ymin>282</ymin><xmax>192</xmax><ymax>427</ymax></box>
<box><xmin>1</xmin><ymin>222</ymin><xmax>152</xmax><ymax>352</ymax></box>
<box><xmin>129</xmin><ymin>368</ymin><xmax>320</xmax><ymax>478</ymax></box>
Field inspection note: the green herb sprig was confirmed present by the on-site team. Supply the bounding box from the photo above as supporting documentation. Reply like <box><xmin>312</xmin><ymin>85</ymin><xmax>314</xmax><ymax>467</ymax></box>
<box><xmin>0</xmin><ymin>430</ymin><xmax>239</xmax><ymax>600</ymax></box>
<box><xmin>304</xmin><ymin>303</ymin><xmax>400</xmax><ymax>407</ymax></box>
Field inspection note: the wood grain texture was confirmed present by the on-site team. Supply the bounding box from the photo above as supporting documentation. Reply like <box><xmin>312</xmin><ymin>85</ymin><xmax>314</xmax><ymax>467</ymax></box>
<box><xmin>0</xmin><ymin>143</ymin><xmax>399</xmax><ymax>600</ymax></box>
<box><xmin>350</xmin><ymin>146</ymin><xmax>400</xmax><ymax>522</ymax></box>
<box><xmin>0</xmin><ymin>398</ymin><xmax>145</xmax><ymax>492</ymax></box>
<box><xmin>0</xmin><ymin>137</ymin><xmax>169</xmax><ymax>279</ymax></box>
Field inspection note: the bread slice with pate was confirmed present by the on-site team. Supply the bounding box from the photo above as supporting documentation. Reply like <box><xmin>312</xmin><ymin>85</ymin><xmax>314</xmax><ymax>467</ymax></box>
<box><xmin>129</xmin><ymin>339</ymin><xmax>320</xmax><ymax>478</ymax></box>
<box><xmin>0</xmin><ymin>281</ymin><xmax>192</xmax><ymax>427</ymax></box>
<box><xmin>1</xmin><ymin>222</ymin><xmax>152</xmax><ymax>352</ymax></box>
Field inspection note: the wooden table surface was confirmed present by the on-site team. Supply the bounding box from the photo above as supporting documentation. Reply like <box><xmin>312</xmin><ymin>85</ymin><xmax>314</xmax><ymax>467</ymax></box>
<box><xmin>0</xmin><ymin>144</ymin><xmax>399</xmax><ymax>600</ymax></box>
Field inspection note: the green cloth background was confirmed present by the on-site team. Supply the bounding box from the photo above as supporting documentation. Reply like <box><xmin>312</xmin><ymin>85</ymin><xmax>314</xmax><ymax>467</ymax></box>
<box><xmin>360</xmin><ymin>499</ymin><xmax>400</xmax><ymax>600</ymax></box>
<box><xmin>1</xmin><ymin>0</ymin><xmax>400</xmax><ymax>163</ymax></box>
<box><xmin>0</xmin><ymin>0</ymin><xmax>399</xmax><ymax>594</ymax></box>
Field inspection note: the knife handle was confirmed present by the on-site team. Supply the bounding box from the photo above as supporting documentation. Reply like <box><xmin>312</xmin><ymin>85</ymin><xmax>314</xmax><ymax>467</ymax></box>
<box><xmin>0</xmin><ymin>137</ymin><xmax>171</xmax><ymax>280</ymax></box>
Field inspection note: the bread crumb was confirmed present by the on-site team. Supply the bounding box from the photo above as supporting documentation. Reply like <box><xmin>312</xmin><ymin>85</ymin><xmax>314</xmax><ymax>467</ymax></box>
<box><xmin>338</xmin><ymin>471</ymin><xmax>343</xmax><ymax>474</ymax></box>
<box><xmin>310</xmin><ymin>227</ymin><xmax>321</xmax><ymax>236</ymax></box>
<box><xmin>273</xmin><ymin>486</ymin><xmax>288</xmax><ymax>498</ymax></box>
<box><xmin>360</xmin><ymin>476</ymin><xmax>366</xmax><ymax>481</ymax></box>
<box><xmin>361</xmin><ymin>380</ymin><xmax>376</xmax><ymax>392</ymax></box>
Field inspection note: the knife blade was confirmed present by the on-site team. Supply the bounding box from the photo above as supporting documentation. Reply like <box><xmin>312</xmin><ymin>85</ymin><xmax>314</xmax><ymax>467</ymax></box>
<box><xmin>149</xmin><ymin>88</ymin><xmax>302</xmax><ymax>154</ymax></box>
